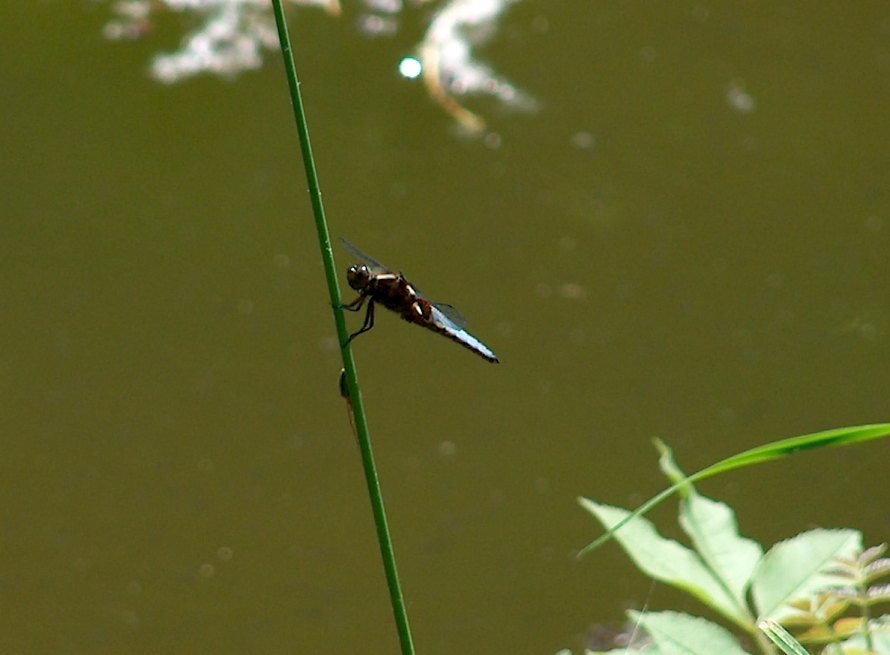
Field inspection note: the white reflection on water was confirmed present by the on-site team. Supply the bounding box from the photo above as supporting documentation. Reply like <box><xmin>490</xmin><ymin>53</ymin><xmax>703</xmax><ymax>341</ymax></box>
<box><xmin>398</xmin><ymin>56</ymin><xmax>422</xmax><ymax>79</ymax></box>
<box><xmin>101</xmin><ymin>0</ymin><xmax>535</xmax><ymax>130</ymax></box>
<box><xmin>416</xmin><ymin>0</ymin><xmax>536</xmax><ymax>131</ymax></box>
<box><xmin>105</xmin><ymin>0</ymin><xmax>341</xmax><ymax>83</ymax></box>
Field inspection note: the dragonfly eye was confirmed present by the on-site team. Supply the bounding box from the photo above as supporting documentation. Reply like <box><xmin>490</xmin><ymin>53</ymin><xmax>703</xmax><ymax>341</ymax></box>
<box><xmin>346</xmin><ymin>265</ymin><xmax>371</xmax><ymax>290</ymax></box>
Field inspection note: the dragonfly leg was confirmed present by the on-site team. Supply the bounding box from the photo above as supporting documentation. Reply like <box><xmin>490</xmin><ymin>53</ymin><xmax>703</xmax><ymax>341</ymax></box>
<box><xmin>340</xmin><ymin>294</ymin><xmax>367</xmax><ymax>312</ymax></box>
<box><xmin>346</xmin><ymin>300</ymin><xmax>375</xmax><ymax>344</ymax></box>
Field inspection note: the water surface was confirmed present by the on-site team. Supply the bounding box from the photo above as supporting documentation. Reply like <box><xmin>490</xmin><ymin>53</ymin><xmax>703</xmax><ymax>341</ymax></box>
<box><xmin>1</xmin><ymin>2</ymin><xmax>888</xmax><ymax>653</ymax></box>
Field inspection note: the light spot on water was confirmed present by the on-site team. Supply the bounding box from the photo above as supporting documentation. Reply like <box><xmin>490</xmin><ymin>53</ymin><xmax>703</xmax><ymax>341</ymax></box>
<box><xmin>558</xmin><ymin>236</ymin><xmax>577</xmax><ymax>251</ymax></box>
<box><xmin>726</xmin><ymin>79</ymin><xmax>756</xmax><ymax>114</ymax></box>
<box><xmin>398</xmin><ymin>56</ymin><xmax>422</xmax><ymax>79</ymax></box>
<box><xmin>639</xmin><ymin>45</ymin><xmax>657</xmax><ymax>62</ymax></box>
<box><xmin>571</xmin><ymin>131</ymin><xmax>595</xmax><ymax>149</ymax></box>
<box><xmin>360</xmin><ymin>14</ymin><xmax>398</xmax><ymax>37</ymax></box>
<box><xmin>692</xmin><ymin>4</ymin><xmax>710</xmax><ymax>22</ymax></box>
<box><xmin>559</xmin><ymin>283</ymin><xmax>586</xmax><ymax>300</ymax></box>
<box><xmin>765</xmin><ymin>273</ymin><xmax>784</xmax><ymax>289</ymax></box>
<box><xmin>483</xmin><ymin>132</ymin><xmax>502</xmax><ymax>149</ymax></box>
<box><xmin>865</xmin><ymin>215</ymin><xmax>884</xmax><ymax>232</ymax></box>
<box><xmin>366</xmin><ymin>0</ymin><xmax>402</xmax><ymax>13</ymax></box>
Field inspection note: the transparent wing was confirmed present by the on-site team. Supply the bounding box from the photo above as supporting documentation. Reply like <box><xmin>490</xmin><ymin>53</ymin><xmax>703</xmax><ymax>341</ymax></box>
<box><xmin>340</xmin><ymin>238</ymin><xmax>391</xmax><ymax>274</ymax></box>
<box><xmin>341</xmin><ymin>239</ymin><xmax>470</xmax><ymax>329</ymax></box>
<box><xmin>431</xmin><ymin>302</ymin><xmax>468</xmax><ymax>330</ymax></box>
<box><xmin>429</xmin><ymin>305</ymin><xmax>498</xmax><ymax>362</ymax></box>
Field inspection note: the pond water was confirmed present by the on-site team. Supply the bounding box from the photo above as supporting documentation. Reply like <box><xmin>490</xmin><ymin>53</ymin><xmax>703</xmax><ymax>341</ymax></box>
<box><xmin>2</xmin><ymin>1</ymin><xmax>888</xmax><ymax>653</ymax></box>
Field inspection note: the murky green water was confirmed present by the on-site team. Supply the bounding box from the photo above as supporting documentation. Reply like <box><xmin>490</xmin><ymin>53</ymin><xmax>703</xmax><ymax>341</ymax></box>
<box><xmin>2</xmin><ymin>2</ymin><xmax>888</xmax><ymax>653</ymax></box>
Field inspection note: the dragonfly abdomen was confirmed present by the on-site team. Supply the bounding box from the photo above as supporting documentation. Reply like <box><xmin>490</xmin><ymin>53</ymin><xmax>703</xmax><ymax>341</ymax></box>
<box><xmin>423</xmin><ymin>321</ymin><xmax>499</xmax><ymax>363</ymax></box>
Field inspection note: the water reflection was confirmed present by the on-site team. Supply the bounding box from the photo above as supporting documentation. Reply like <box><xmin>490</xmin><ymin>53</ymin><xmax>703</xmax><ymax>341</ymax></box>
<box><xmin>101</xmin><ymin>0</ymin><xmax>536</xmax><ymax>129</ymax></box>
<box><xmin>415</xmin><ymin>0</ymin><xmax>537</xmax><ymax>131</ymax></box>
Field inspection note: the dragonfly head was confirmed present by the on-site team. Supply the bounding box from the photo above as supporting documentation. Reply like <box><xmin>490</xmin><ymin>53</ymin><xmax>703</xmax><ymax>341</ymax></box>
<box><xmin>346</xmin><ymin>264</ymin><xmax>372</xmax><ymax>291</ymax></box>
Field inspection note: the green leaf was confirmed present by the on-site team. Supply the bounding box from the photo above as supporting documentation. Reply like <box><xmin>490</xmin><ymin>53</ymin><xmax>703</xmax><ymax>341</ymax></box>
<box><xmin>628</xmin><ymin>610</ymin><xmax>749</xmax><ymax>655</ymax></box>
<box><xmin>584</xmin><ymin>647</ymin><xmax>659</xmax><ymax>655</ymax></box>
<box><xmin>579</xmin><ymin>500</ymin><xmax>748</xmax><ymax>626</ymax></box>
<box><xmin>654</xmin><ymin>442</ymin><xmax>763</xmax><ymax>620</ymax></box>
<box><xmin>752</xmin><ymin>528</ymin><xmax>862</xmax><ymax>622</ymax></box>
<box><xmin>579</xmin><ymin>424</ymin><xmax>890</xmax><ymax>556</ymax></box>
<box><xmin>833</xmin><ymin>616</ymin><xmax>866</xmax><ymax>639</ymax></box>
<box><xmin>676</xmin><ymin>482</ymin><xmax>763</xmax><ymax>616</ymax></box>
<box><xmin>840</xmin><ymin>615</ymin><xmax>890</xmax><ymax>653</ymax></box>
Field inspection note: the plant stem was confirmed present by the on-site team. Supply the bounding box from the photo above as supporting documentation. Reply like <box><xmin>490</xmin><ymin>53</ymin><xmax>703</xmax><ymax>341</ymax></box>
<box><xmin>269</xmin><ymin>3</ymin><xmax>415</xmax><ymax>654</ymax></box>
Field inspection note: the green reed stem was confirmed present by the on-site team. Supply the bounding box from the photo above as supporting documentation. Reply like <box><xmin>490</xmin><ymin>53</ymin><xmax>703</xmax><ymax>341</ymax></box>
<box><xmin>270</xmin><ymin>4</ymin><xmax>415</xmax><ymax>654</ymax></box>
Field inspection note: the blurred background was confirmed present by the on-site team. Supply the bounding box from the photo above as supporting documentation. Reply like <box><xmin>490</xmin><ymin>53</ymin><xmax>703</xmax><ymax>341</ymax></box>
<box><xmin>1</xmin><ymin>1</ymin><xmax>888</xmax><ymax>653</ymax></box>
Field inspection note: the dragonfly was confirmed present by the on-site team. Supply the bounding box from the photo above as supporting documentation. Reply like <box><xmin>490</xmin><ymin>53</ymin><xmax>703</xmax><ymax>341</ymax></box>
<box><xmin>339</xmin><ymin>238</ymin><xmax>499</xmax><ymax>363</ymax></box>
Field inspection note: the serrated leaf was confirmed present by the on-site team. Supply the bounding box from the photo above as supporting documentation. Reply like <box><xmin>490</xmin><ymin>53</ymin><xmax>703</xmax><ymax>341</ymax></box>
<box><xmin>822</xmin><ymin>598</ymin><xmax>851</xmax><ymax>621</ymax></box>
<box><xmin>865</xmin><ymin>559</ymin><xmax>890</xmax><ymax>584</ymax></box>
<box><xmin>786</xmin><ymin>598</ymin><xmax>812</xmax><ymax>612</ymax></box>
<box><xmin>830</xmin><ymin>587</ymin><xmax>861</xmax><ymax>600</ymax></box>
<box><xmin>840</xmin><ymin>616</ymin><xmax>890</xmax><ymax>653</ymax></box>
<box><xmin>823</xmin><ymin>565</ymin><xmax>857</xmax><ymax>579</ymax></box>
<box><xmin>579</xmin><ymin>499</ymin><xmax>748</xmax><ymax>626</ymax></box>
<box><xmin>679</xmin><ymin>493</ymin><xmax>763</xmax><ymax>613</ymax></box>
<box><xmin>859</xmin><ymin>544</ymin><xmax>887</xmax><ymax>566</ymax></box>
<box><xmin>794</xmin><ymin>624</ymin><xmax>834</xmax><ymax>644</ymax></box>
<box><xmin>867</xmin><ymin>583</ymin><xmax>890</xmax><ymax>605</ymax></box>
<box><xmin>655</xmin><ymin>438</ymin><xmax>688</xmax><ymax>489</ymax></box>
<box><xmin>628</xmin><ymin>610</ymin><xmax>749</xmax><ymax>655</ymax></box>
<box><xmin>751</xmin><ymin>529</ymin><xmax>862</xmax><ymax>622</ymax></box>
<box><xmin>579</xmin><ymin>425</ymin><xmax>890</xmax><ymax>557</ymax></box>
<box><xmin>833</xmin><ymin>616</ymin><xmax>865</xmax><ymax>638</ymax></box>
<box><xmin>781</xmin><ymin>613</ymin><xmax>818</xmax><ymax>628</ymax></box>
<box><xmin>655</xmin><ymin>442</ymin><xmax>763</xmax><ymax>615</ymax></box>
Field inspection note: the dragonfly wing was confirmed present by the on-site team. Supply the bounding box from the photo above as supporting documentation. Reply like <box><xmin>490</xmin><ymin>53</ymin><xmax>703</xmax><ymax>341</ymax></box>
<box><xmin>431</xmin><ymin>302</ymin><xmax>468</xmax><ymax>329</ymax></box>
<box><xmin>429</xmin><ymin>305</ymin><xmax>498</xmax><ymax>362</ymax></box>
<box><xmin>340</xmin><ymin>238</ymin><xmax>391</xmax><ymax>274</ymax></box>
